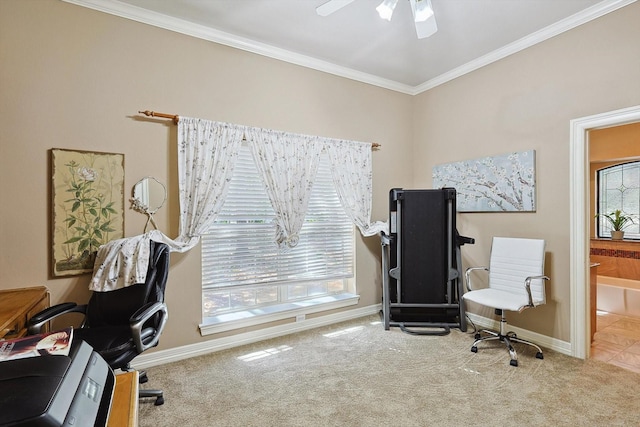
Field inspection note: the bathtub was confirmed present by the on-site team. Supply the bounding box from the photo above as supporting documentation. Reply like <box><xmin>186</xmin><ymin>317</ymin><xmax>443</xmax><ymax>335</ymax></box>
<box><xmin>597</xmin><ymin>276</ymin><xmax>640</xmax><ymax>317</ymax></box>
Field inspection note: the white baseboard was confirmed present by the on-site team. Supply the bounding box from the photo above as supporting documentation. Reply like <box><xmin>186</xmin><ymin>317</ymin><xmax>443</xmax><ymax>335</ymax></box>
<box><xmin>131</xmin><ymin>304</ymin><xmax>382</xmax><ymax>370</ymax></box>
<box><xmin>132</xmin><ymin>306</ymin><xmax>572</xmax><ymax>370</ymax></box>
<box><xmin>465</xmin><ymin>313</ymin><xmax>572</xmax><ymax>356</ymax></box>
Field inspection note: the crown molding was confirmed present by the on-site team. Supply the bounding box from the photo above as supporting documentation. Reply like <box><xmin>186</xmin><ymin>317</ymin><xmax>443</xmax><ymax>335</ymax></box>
<box><xmin>412</xmin><ymin>0</ymin><xmax>637</xmax><ymax>94</ymax></box>
<box><xmin>61</xmin><ymin>0</ymin><xmax>416</xmax><ymax>94</ymax></box>
<box><xmin>63</xmin><ymin>0</ymin><xmax>636</xmax><ymax>96</ymax></box>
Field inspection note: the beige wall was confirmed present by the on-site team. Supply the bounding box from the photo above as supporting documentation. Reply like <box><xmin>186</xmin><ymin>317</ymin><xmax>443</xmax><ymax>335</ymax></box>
<box><xmin>0</xmin><ymin>0</ymin><xmax>413</xmax><ymax>350</ymax></box>
<box><xmin>412</xmin><ymin>2</ymin><xmax>640</xmax><ymax>341</ymax></box>
<box><xmin>1</xmin><ymin>0</ymin><xmax>639</xmax><ymax>350</ymax></box>
<box><xmin>590</xmin><ymin>121</ymin><xmax>640</xmax><ymax>162</ymax></box>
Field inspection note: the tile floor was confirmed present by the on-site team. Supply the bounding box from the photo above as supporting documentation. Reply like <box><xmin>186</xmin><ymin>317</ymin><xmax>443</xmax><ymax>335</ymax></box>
<box><xmin>590</xmin><ymin>310</ymin><xmax>640</xmax><ymax>374</ymax></box>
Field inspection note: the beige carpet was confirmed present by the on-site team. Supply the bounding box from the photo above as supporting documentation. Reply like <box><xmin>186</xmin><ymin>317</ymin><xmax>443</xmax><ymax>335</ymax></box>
<box><xmin>138</xmin><ymin>315</ymin><xmax>640</xmax><ymax>426</ymax></box>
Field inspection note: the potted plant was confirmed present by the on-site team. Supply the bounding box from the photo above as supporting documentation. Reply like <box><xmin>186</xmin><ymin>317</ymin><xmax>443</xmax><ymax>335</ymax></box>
<box><xmin>595</xmin><ymin>209</ymin><xmax>634</xmax><ymax>240</ymax></box>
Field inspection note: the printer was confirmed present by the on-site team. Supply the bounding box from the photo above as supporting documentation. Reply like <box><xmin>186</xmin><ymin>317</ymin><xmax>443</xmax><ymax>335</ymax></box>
<box><xmin>0</xmin><ymin>340</ymin><xmax>115</xmax><ymax>427</ymax></box>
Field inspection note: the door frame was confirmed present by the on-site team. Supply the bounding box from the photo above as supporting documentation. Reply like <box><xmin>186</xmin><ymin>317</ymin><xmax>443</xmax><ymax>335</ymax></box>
<box><xmin>569</xmin><ymin>104</ymin><xmax>640</xmax><ymax>358</ymax></box>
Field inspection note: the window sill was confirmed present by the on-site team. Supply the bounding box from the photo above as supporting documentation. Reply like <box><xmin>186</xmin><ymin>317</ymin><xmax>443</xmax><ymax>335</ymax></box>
<box><xmin>590</xmin><ymin>237</ymin><xmax>640</xmax><ymax>248</ymax></box>
<box><xmin>199</xmin><ymin>293</ymin><xmax>360</xmax><ymax>336</ymax></box>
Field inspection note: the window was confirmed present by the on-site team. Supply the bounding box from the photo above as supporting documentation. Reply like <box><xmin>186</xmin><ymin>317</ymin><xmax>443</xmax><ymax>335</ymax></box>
<box><xmin>597</xmin><ymin>161</ymin><xmax>640</xmax><ymax>239</ymax></box>
<box><xmin>201</xmin><ymin>144</ymin><xmax>355</xmax><ymax>328</ymax></box>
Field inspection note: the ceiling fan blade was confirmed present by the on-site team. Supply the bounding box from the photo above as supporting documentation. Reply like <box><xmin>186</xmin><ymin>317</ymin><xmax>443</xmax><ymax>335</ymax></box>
<box><xmin>410</xmin><ymin>0</ymin><xmax>437</xmax><ymax>39</ymax></box>
<box><xmin>316</xmin><ymin>0</ymin><xmax>356</xmax><ymax>17</ymax></box>
<box><xmin>414</xmin><ymin>15</ymin><xmax>437</xmax><ymax>39</ymax></box>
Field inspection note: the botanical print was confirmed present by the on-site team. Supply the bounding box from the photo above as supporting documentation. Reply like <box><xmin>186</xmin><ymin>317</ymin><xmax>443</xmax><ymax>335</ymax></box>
<box><xmin>51</xmin><ymin>149</ymin><xmax>124</xmax><ymax>277</ymax></box>
<box><xmin>432</xmin><ymin>150</ymin><xmax>536</xmax><ymax>212</ymax></box>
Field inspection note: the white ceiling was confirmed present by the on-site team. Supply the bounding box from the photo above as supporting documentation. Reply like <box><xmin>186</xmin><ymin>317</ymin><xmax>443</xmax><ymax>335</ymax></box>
<box><xmin>69</xmin><ymin>0</ymin><xmax>633</xmax><ymax>94</ymax></box>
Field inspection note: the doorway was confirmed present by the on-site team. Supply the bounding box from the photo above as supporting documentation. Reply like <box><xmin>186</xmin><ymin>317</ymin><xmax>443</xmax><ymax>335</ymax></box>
<box><xmin>588</xmin><ymin>123</ymin><xmax>640</xmax><ymax>373</ymax></box>
<box><xmin>569</xmin><ymin>105</ymin><xmax>640</xmax><ymax>360</ymax></box>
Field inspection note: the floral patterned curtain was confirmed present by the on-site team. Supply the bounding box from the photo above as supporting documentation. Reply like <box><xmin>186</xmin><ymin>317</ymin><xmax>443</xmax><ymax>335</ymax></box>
<box><xmin>324</xmin><ymin>139</ymin><xmax>388</xmax><ymax>236</ymax></box>
<box><xmin>245</xmin><ymin>127</ymin><xmax>324</xmax><ymax>248</ymax></box>
<box><xmin>175</xmin><ymin>117</ymin><xmax>245</xmax><ymax>251</ymax></box>
<box><xmin>170</xmin><ymin>118</ymin><xmax>385</xmax><ymax>251</ymax></box>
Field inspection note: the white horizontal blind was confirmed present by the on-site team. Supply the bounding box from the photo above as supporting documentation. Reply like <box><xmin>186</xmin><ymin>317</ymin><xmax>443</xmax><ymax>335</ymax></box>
<box><xmin>202</xmin><ymin>144</ymin><xmax>354</xmax><ymax>317</ymax></box>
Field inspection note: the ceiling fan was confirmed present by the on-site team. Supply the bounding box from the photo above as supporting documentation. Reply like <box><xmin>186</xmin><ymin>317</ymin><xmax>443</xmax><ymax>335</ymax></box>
<box><xmin>316</xmin><ymin>0</ymin><xmax>437</xmax><ymax>39</ymax></box>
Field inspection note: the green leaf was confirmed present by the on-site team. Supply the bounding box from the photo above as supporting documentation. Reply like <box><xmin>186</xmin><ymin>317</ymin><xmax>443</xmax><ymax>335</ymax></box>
<box><xmin>71</xmin><ymin>201</ymin><xmax>80</xmax><ymax>212</ymax></box>
<box><xmin>63</xmin><ymin>236</ymin><xmax>83</xmax><ymax>244</ymax></box>
<box><xmin>78</xmin><ymin>239</ymin><xmax>89</xmax><ymax>252</ymax></box>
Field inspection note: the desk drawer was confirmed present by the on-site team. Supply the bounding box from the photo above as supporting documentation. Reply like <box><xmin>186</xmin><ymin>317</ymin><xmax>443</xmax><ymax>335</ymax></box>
<box><xmin>2</xmin><ymin>319</ymin><xmax>23</xmax><ymax>339</ymax></box>
<box><xmin>0</xmin><ymin>287</ymin><xmax>49</xmax><ymax>339</ymax></box>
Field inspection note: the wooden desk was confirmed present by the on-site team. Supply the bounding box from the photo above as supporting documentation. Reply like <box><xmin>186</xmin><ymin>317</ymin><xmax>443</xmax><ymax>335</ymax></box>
<box><xmin>108</xmin><ymin>371</ymin><xmax>139</xmax><ymax>427</ymax></box>
<box><xmin>0</xmin><ymin>286</ymin><xmax>49</xmax><ymax>339</ymax></box>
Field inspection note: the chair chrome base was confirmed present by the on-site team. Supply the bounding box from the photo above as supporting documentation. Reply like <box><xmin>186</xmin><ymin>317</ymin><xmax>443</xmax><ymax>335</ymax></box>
<box><xmin>470</xmin><ymin>310</ymin><xmax>544</xmax><ymax>367</ymax></box>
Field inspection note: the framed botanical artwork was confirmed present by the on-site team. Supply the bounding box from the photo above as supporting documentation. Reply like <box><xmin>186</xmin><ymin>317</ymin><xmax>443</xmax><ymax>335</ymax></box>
<box><xmin>432</xmin><ymin>150</ymin><xmax>536</xmax><ymax>212</ymax></box>
<box><xmin>51</xmin><ymin>149</ymin><xmax>125</xmax><ymax>277</ymax></box>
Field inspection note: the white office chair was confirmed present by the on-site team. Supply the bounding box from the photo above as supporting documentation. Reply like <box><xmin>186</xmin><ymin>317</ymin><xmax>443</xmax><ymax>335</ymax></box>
<box><xmin>462</xmin><ymin>237</ymin><xmax>549</xmax><ymax>366</ymax></box>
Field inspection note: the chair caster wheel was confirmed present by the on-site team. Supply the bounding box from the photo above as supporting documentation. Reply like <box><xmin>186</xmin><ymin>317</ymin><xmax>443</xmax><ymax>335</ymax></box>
<box><xmin>154</xmin><ymin>396</ymin><xmax>164</xmax><ymax>406</ymax></box>
<box><xmin>510</xmin><ymin>359</ymin><xmax>518</xmax><ymax>367</ymax></box>
<box><xmin>139</xmin><ymin>372</ymin><xmax>149</xmax><ymax>384</ymax></box>
<box><xmin>536</xmin><ymin>352</ymin><xmax>544</xmax><ymax>359</ymax></box>
<box><xmin>471</xmin><ymin>346</ymin><xmax>478</xmax><ymax>353</ymax></box>
<box><xmin>474</xmin><ymin>333</ymin><xmax>481</xmax><ymax>340</ymax></box>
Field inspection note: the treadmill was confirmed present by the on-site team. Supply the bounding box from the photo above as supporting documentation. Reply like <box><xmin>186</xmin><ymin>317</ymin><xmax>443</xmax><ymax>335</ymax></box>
<box><xmin>380</xmin><ymin>188</ymin><xmax>474</xmax><ymax>335</ymax></box>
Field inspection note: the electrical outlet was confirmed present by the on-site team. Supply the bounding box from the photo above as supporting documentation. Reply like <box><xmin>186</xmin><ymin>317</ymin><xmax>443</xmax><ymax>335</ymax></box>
<box><xmin>295</xmin><ymin>314</ymin><xmax>305</xmax><ymax>322</ymax></box>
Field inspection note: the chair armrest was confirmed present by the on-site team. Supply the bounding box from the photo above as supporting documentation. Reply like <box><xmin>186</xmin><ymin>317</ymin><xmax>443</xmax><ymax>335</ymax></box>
<box><xmin>129</xmin><ymin>302</ymin><xmax>168</xmax><ymax>354</ymax></box>
<box><xmin>28</xmin><ymin>303</ymin><xmax>88</xmax><ymax>334</ymax></box>
<box><xmin>524</xmin><ymin>275</ymin><xmax>550</xmax><ymax>307</ymax></box>
<box><xmin>465</xmin><ymin>266</ymin><xmax>489</xmax><ymax>291</ymax></box>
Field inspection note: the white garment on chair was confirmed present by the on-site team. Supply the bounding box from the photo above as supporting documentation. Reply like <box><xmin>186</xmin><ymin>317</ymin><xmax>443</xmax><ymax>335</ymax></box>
<box><xmin>89</xmin><ymin>230</ymin><xmax>187</xmax><ymax>292</ymax></box>
<box><xmin>89</xmin><ymin>233</ymin><xmax>152</xmax><ymax>292</ymax></box>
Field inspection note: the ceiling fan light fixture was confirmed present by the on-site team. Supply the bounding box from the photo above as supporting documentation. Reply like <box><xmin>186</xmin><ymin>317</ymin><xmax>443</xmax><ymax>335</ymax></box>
<box><xmin>413</xmin><ymin>0</ymin><xmax>434</xmax><ymax>23</ymax></box>
<box><xmin>376</xmin><ymin>0</ymin><xmax>399</xmax><ymax>21</ymax></box>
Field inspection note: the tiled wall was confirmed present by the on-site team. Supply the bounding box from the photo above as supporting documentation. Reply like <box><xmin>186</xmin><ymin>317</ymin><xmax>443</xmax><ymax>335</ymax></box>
<box><xmin>590</xmin><ymin>239</ymin><xmax>640</xmax><ymax>280</ymax></box>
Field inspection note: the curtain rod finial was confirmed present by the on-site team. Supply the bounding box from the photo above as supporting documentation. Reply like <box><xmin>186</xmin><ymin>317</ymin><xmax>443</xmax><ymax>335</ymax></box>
<box><xmin>138</xmin><ymin>110</ymin><xmax>179</xmax><ymax>124</ymax></box>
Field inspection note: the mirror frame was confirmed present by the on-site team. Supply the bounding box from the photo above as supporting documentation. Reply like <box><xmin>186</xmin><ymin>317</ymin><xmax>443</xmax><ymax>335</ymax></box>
<box><xmin>131</xmin><ymin>176</ymin><xmax>167</xmax><ymax>216</ymax></box>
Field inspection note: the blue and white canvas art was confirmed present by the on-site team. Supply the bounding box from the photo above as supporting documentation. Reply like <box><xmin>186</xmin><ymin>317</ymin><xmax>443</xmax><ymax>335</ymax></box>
<box><xmin>432</xmin><ymin>150</ymin><xmax>536</xmax><ymax>212</ymax></box>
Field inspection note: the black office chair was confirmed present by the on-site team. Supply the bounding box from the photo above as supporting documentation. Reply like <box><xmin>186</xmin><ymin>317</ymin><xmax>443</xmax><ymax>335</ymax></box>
<box><xmin>29</xmin><ymin>240</ymin><xmax>170</xmax><ymax>405</ymax></box>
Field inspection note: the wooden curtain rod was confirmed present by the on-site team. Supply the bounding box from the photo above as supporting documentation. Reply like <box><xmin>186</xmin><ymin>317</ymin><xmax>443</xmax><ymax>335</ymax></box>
<box><xmin>138</xmin><ymin>110</ymin><xmax>381</xmax><ymax>148</ymax></box>
<box><xmin>139</xmin><ymin>110</ymin><xmax>180</xmax><ymax>124</ymax></box>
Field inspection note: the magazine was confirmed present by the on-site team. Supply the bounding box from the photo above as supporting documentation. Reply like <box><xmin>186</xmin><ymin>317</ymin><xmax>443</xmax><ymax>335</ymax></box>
<box><xmin>0</xmin><ymin>327</ymin><xmax>73</xmax><ymax>362</ymax></box>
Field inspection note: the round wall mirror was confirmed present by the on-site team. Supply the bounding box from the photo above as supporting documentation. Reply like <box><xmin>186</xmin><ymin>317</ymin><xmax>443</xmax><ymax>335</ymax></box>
<box><xmin>131</xmin><ymin>176</ymin><xmax>166</xmax><ymax>215</ymax></box>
